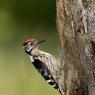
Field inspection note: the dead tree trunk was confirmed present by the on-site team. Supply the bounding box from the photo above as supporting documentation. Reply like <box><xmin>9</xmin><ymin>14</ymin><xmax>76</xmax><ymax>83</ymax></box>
<box><xmin>56</xmin><ymin>0</ymin><xmax>95</xmax><ymax>95</ymax></box>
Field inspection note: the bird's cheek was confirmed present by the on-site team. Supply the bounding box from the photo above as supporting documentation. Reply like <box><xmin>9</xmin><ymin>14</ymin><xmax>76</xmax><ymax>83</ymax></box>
<box><xmin>24</xmin><ymin>46</ymin><xmax>30</xmax><ymax>52</ymax></box>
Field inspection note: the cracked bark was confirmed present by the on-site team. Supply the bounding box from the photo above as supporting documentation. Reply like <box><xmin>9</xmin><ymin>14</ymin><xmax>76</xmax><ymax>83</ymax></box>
<box><xmin>56</xmin><ymin>0</ymin><xmax>95</xmax><ymax>95</ymax></box>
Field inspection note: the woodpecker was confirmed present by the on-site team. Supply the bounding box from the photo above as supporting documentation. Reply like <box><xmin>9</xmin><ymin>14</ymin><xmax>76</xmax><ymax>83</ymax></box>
<box><xmin>23</xmin><ymin>38</ymin><xmax>64</xmax><ymax>95</ymax></box>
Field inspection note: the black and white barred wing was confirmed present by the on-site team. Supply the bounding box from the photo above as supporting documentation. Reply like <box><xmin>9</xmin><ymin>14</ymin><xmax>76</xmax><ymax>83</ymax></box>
<box><xmin>32</xmin><ymin>58</ymin><xmax>59</xmax><ymax>90</ymax></box>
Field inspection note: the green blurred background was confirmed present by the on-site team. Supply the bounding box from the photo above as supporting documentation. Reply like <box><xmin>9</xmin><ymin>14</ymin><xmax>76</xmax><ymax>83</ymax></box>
<box><xmin>0</xmin><ymin>0</ymin><xmax>60</xmax><ymax>95</ymax></box>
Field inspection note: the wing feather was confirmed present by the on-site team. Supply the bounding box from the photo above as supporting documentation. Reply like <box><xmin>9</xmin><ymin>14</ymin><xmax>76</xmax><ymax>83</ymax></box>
<box><xmin>32</xmin><ymin>58</ymin><xmax>59</xmax><ymax>89</ymax></box>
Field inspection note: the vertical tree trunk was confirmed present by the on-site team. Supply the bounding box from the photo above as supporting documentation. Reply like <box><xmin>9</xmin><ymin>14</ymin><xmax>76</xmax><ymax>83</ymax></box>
<box><xmin>56</xmin><ymin>0</ymin><xmax>95</xmax><ymax>95</ymax></box>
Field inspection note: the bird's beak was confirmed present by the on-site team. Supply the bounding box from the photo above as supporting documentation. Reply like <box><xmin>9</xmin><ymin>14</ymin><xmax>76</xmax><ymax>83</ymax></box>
<box><xmin>37</xmin><ymin>40</ymin><xmax>45</xmax><ymax>45</ymax></box>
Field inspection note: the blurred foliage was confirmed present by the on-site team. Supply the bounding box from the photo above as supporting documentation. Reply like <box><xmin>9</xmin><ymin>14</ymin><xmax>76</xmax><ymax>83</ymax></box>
<box><xmin>0</xmin><ymin>0</ymin><xmax>60</xmax><ymax>95</ymax></box>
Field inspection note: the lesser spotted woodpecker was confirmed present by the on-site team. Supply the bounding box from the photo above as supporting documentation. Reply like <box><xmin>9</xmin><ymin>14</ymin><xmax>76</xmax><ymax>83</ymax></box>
<box><xmin>23</xmin><ymin>38</ymin><xmax>64</xmax><ymax>95</ymax></box>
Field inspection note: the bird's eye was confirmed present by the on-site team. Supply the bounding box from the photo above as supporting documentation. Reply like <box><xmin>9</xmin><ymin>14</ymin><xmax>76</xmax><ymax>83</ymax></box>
<box><xmin>28</xmin><ymin>41</ymin><xmax>34</xmax><ymax>45</ymax></box>
<box><xmin>30</xmin><ymin>43</ymin><xmax>33</xmax><ymax>45</ymax></box>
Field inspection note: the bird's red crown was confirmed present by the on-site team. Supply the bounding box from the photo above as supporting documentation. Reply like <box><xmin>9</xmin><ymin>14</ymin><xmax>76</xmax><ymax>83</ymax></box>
<box><xmin>23</xmin><ymin>38</ymin><xmax>36</xmax><ymax>46</ymax></box>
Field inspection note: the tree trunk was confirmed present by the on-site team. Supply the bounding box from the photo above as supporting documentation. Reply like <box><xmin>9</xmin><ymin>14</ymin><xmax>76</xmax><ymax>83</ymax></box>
<box><xmin>56</xmin><ymin>0</ymin><xmax>95</xmax><ymax>95</ymax></box>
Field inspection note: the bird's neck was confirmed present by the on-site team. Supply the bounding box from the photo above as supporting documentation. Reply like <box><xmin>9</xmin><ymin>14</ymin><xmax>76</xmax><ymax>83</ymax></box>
<box><xmin>31</xmin><ymin>48</ymin><xmax>42</xmax><ymax>56</ymax></box>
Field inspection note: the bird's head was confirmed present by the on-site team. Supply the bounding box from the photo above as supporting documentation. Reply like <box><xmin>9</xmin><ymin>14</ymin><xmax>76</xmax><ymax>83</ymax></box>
<box><xmin>23</xmin><ymin>38</ymin><xmax>45</xmax><ymax>55</ymax></box>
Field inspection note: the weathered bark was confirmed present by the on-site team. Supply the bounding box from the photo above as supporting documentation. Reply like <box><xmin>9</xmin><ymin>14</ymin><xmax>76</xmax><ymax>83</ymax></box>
<box><xmin>56</xmin><ymin>0</ymin><xmax>95</xmax><ymax>95</ymax></box>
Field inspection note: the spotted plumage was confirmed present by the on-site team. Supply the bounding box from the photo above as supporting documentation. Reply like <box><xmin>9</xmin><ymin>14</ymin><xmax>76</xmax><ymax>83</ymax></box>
<box><xmin>32</xmin><ymin>57</ymin><xmax>59</xmax><ymax>89</ymax></box>
<box><xmin>23</xmin><ymin>38</ymin><xmax>63</xmax><ymax>95</ymax></box>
